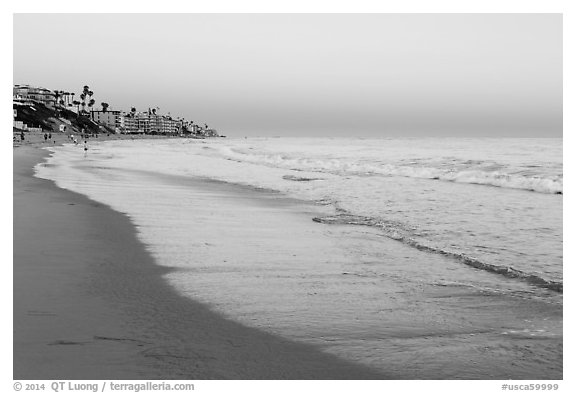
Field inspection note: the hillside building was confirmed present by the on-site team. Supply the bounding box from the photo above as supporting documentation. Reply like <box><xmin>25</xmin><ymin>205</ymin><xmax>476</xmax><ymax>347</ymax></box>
<box><xmin>90</xmin><ymin>110</ymin><xmax>122</xmax><ymax>130</ymax></box>
<box><xmin>13</xmin><ymin>84</ymin><xmax>56</xmax><ymax>107</ymax></box>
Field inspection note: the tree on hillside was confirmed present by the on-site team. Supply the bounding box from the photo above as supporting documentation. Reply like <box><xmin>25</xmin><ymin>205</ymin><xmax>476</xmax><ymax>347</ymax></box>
<box><xmin>72</xmin><ymin>100</ymin><xmax>81</xmax><ymax>116</ymax></box>
<box><xmin>88</xmin><ymin>89</ymin><xmax>95</xmax><ymax>114</ymax></box>
<box><xmin>78</xmin><ymin>85</ymin><xmax>91</xmax><ymax>116</ymax></box>
<box><xmin>79</xmin><ymin>93</ymin><xmax>86</xmax><ymax>112</ymax></box>
<box><xmin>54</xmin><ymin>91</ymin><xmax>61</xmax><ymax>107</ymax></box>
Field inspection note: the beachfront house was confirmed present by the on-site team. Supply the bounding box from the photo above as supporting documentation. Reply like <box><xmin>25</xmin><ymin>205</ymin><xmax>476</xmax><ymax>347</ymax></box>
<box><xmin>139</xmin><ymin>112</ymin><xmax>181</xmax><ymax>135</ymax></box>
<box><xmin>13</xmin><ymin>84</ymin><xmax>56</xmax><ymax>107</ymax></box>
<box><xmin>118</xmin><ymin>113</ymin><xmax>142</xmax><ymax>134</ymax></box>
<box><xmin>117</xmin><ymin>111</ymin><xmax>180</xmax><ymax>135</ymax></box>
<box><xmin>91</xmin><ymin>110</ymin><xmax>122</xmax><ymax>131</ymax></box>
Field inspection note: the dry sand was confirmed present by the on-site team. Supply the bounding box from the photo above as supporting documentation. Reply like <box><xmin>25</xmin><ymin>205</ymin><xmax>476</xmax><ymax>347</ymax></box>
<box><xmin>13</xmin><ymin>140</ymin><xmax>387</xmax><ymax>379</ymax></box>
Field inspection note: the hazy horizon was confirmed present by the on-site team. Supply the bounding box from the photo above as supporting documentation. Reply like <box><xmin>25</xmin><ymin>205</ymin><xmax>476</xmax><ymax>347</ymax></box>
<box><xmin>13</xmin><ymin>13</ymin><xmax>562</xmax><ymax>137</ymax></box>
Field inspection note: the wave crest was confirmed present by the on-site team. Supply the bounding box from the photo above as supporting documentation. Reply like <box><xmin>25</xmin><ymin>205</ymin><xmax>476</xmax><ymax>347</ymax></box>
<box><xmin>207</xmin><ymin>146</ymin><xmax>563</xmax><ymax>194</ymax></box>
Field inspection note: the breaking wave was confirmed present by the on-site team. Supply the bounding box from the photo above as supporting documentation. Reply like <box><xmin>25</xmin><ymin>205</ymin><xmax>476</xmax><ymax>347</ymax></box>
<box><xmin>206</xmin><ymin>146</ymin><xmax>563</xmax><ymax>194</ymax></box>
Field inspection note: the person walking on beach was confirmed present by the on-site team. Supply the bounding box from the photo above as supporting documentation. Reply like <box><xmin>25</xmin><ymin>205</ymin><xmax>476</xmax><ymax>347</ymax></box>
<box><xmin>44</xmin><ymin>133</ymin><xmax>48</xmax><ymax>141</ymax></box>
<box><xmin>49</xmin><ymin>132</ymin><xmax>52</xmax><ymax>140</ymax></box>
<box><xmin>20</xmin><ymin>131</ymin><xmax>25</xmax><ymax>142</ymax></box>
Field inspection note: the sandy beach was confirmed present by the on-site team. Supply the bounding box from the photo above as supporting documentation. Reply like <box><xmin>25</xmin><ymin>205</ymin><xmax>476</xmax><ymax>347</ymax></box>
<box><xmin>13</xmin><ymin>137</ymin><xmax>387</xmax><ymax>379</ymax></box>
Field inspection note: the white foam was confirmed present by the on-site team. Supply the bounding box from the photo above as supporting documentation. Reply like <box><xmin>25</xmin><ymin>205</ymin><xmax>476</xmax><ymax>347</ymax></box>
<box><xmin>203</xmin><ymin>139</ymin><xmax>563</xmax><ymax>194</ymax></box>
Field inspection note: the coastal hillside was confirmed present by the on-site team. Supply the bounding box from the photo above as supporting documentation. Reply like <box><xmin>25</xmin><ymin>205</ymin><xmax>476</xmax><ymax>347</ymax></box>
<box><xmin>14</xmin><ymin>102</ymin><xmax>103</xmax><ymax>135</ymax></box>
<box><xmin>14</xmin><ymin>83</ymin><xmax>221</xmax><ymax>137</ymax></box>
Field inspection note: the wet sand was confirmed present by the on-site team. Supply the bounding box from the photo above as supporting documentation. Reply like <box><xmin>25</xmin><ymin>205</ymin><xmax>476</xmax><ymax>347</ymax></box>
<box><xmin>13</xmin><ymin>143</ymin><xmax>388</xmax><ymax>379</ymax></box>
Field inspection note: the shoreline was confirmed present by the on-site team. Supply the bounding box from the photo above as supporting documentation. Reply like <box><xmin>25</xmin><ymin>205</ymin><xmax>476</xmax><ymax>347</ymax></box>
<box><xmin>13</xmin><ymin>143</ymin><xmax>388</xmax><ymax>379</ymax></box>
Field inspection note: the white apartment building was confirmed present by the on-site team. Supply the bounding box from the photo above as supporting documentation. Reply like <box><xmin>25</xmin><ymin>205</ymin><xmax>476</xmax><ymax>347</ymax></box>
<box><xmin>119</xmin><ymin>112</ymin><xmax>180</xmax><ymax>134</ymax></box>
<box><xmin>13</xmin><ymin>84</ymin><xmax>56</xmax><ymax>107</ymax></box>
<box><xmin>91</xmin><ymin>110</ymin><xmax>122</xmax><ymax>129</ymax></box>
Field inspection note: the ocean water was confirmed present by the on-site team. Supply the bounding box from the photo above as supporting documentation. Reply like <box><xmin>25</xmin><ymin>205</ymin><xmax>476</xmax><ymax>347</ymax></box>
<box><xmin>35</xmin><ymin>137</ymin><xmax>563</xmax><ymax>379</ymax></box>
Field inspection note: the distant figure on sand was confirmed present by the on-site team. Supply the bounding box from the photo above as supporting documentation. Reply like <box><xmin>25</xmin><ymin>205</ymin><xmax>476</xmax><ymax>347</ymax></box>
<box><xmin>20</xmin><ymin>131</ymin><xmax>25</xmax><ymax>141</ymax></box>
<box><xmin>84</xmin><ymin>141</ymin><xmax>88</xmax><ymax>152</ymax></box>
<box><xmin>44</xmin><ymin>133</ymin><xmax>48</xmax><ymax>141</ymax></box>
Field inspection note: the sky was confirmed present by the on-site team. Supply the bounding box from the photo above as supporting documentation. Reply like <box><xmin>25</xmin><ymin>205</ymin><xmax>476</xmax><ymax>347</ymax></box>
<box><xmin>13</xmin><ymin>13</ymin><xmax>562</xmax><ymax>137</ymax></box>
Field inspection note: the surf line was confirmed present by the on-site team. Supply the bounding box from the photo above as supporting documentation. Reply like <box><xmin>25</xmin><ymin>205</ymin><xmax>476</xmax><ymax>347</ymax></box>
<box><xmin>312</xmin><ymin>213</ymin><xmax>562</xmax><ymax>293</ymax></box>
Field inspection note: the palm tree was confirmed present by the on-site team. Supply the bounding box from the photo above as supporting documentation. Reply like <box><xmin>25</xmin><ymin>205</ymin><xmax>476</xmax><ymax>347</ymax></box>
<box><xmin>79</xmin><ymin>93</ymin><xmax>86</xmax><ymax>112</ymax></box>
<box><xmin>58</xmin><ymin>90</ymin><xmax>65</xmax><ymax>106</ymax></box>
<box><xmin>54</xmin><ymin>90</ymin><xmax>61</xmax><ymax>107</ymax></box>
<box><xmin>78</xmin><ymin>85</ymin><xmax>91</xmax><ymax>116</ymax></box>
<box><xmin>87</xmin><ymin>89</ymin><xmax>94</xmax><ymax>115</ymax></box>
